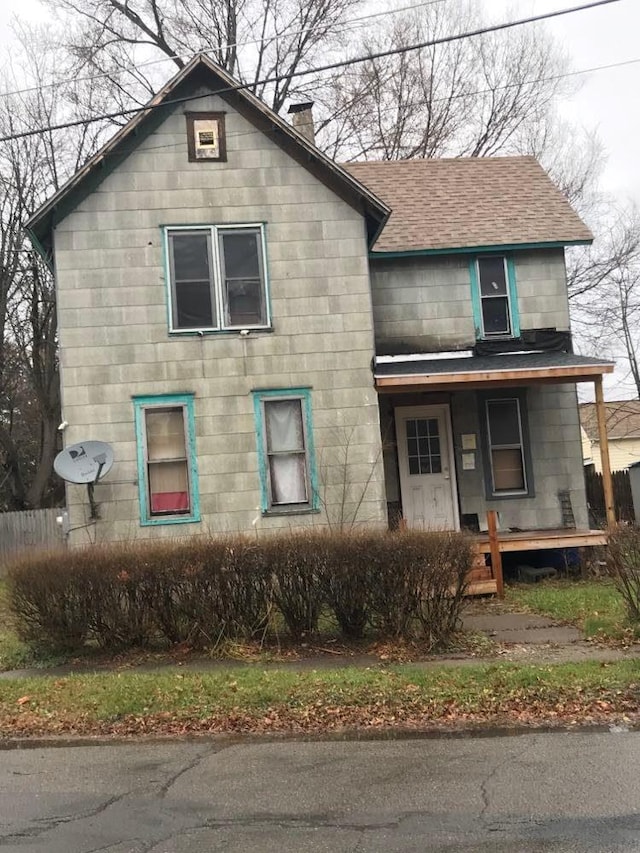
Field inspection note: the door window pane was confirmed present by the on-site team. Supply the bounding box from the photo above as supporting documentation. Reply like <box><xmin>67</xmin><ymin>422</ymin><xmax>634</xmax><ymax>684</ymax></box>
<box><xmin>406</xmin><ymin>417</ymin><xmax>442</xmax><ymax>475</ymax></box>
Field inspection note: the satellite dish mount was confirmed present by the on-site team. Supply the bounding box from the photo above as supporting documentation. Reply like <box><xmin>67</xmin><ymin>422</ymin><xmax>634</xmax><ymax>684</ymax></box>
<box><xmin>53</xmin><ymin>441</ymin><xmax>115</xmax><ymax>521</ymax></box>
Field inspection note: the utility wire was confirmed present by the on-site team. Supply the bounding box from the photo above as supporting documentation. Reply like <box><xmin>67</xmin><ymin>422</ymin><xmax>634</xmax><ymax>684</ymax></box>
<box><xmin>76</xmin><ymin>54</ymin><xmax>640</xmax><ymax>162</ymax></box>
<box><xmin>0</xmin><ymin>0</ymin><xmax>622</xmax><ymax>144</ymax></box>
<box><xmin>0</xmin><ymin>0</ymin><xmax>451</xmax><ymax>100</ymax></box>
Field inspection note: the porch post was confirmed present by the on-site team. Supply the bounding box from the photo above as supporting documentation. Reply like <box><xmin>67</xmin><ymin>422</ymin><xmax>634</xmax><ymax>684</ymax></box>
<box><xmin>594</xmin><ymin>375</ymin><xmax>616</xmax><ymax>527</ymax></box>
<box><xmin>487</xmin><ymin>510</ymin><xmax>504</xmax><ymax>599</ymax></box>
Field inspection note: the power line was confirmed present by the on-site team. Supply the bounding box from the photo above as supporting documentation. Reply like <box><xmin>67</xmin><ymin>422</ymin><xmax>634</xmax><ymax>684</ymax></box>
<box><xmin>0</xmin><ymin>0</ymin><xmax>622</xmax><ymax>144</ymax></box>
<box><xmin>88</xmin><ymin>54</ymin><xmax>640</xmax><ymax>161</ymax></box>
<box><xmin>0</xmin><ymin>0</ymin><xmax>451</xmax><ymax>100</ymax></box>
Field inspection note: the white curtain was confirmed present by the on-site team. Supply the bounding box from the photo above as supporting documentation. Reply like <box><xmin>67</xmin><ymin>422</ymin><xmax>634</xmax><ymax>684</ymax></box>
<box><xmin>265</xmin><ymin>400</ymin><xmax>307</xmax><ymax>503</ymax></box>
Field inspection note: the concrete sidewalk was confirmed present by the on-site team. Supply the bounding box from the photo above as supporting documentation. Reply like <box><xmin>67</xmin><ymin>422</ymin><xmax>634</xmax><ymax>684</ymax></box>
<box><xmin>1</xmin><ymin>611</ymin><xmax>638</xmax><ymax>680</ymax></box>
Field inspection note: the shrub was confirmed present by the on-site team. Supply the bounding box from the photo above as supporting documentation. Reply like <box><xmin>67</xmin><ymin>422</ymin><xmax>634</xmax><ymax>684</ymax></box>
<box><xmin>264</xmin><ymin>531</ymin><xmax>326</xmax><ymax>640</ymax></box>
<box><xmin>6</xmin><ymin>528</ymin><xmax>474</xmax><ymax>654</ymax></box>
<box><xmin>8</xmin><ymin>549</ymin><xmax>93</xmax><ymax>651</ymax></box>
<box><xmin>320</xmin><ymin>531</ymin><xmax>372</xmax><ymax>639</ymax></box>
<box><xmin>606</xmin><ymin>525</ymin><xmax>640</xmax><ymax>622</ymax></box>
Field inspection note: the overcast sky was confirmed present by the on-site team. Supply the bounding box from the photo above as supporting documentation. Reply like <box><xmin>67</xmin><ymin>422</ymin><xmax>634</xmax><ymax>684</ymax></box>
<box><xmin>0</xmin><ymin>0</ymin><xmax>635</xmax><ymax>199</ymax></box>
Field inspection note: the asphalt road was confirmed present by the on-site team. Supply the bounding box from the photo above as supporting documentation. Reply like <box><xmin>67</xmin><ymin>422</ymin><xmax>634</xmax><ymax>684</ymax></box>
<box><xmin>1</xmin><ymin>730</ymin><xmax>639</xmax><ymax>851</ymax></box>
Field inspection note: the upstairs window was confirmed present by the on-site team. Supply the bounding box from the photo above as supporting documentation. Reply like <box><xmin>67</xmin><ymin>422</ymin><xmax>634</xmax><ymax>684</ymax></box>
<box><xmin>165</xmin><ymin>225</ymin><xmax>270</xmax><ymax>332</ymax></box>
<box><xmin>252</xmin><ymin>389</ymin><xmax>319</xmax><ymax>514</ymax></box>
<box><xmin>471</xmin><ymin>255</ymin><xmax>520</xmax><ymax>339</ymax></box>
<box><xmin>134</xmin><ymin>394</ymin><xmax>200</xmax><ymax>526</ymax></box>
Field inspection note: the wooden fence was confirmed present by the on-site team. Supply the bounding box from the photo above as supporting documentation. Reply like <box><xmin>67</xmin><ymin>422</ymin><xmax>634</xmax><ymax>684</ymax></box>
<box><xmin>0</xmin><ymin>509</ymin><xmax>66</xmax><ymax>575</ymax></box>
<box><xmin>585</xmin><ymin>468</ymin><xmax>635</xmax><ymax>525</ymax></box>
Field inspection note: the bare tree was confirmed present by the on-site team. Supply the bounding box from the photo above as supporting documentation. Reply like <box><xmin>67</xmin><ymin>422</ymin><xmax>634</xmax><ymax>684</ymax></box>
<box><xmin>316</xmin><ymin>1</ymin><xmax>570</xmax><ymax>161</ymax></box>
<box><xmin>41</xmin><ymin>0</ymin><xmax>362</xmax><ymax>114</ymax></box>
<box><xmin>572</xmin><ymin>206</ymin><xmax>640</xmax><ymax>398</ymax></box>
<box><xmin>0</xmin><ymin>29</ymin><xmax>104</xmax><ymax>509</ymax></box>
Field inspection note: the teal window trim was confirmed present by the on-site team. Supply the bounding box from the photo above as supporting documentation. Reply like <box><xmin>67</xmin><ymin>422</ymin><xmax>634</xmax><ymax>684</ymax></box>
<box><xmin>469</xmin><ymin>255</ymin><xmax>520</xmax><ymax>341</ymax></box>
<box><xmin>133</xmin><ymin>393</ymin><xmax>201</xmax><ymax>526</ymax></box>
<box><xmin>161</xmin><ymin>223</ymin><xmax>272</xmax><ymax>334</ymax></box>
<box><xmin>252</xmin><ymin>387</ymin><xmax>319</xmax><ymax>515</ymax></box>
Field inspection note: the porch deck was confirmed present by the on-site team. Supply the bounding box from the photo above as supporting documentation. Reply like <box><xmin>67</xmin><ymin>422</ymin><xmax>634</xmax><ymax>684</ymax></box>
<box><xmin>466</xmin><ymin>527</ymin><xmax>608</xmax><ymax>596</ymax></box>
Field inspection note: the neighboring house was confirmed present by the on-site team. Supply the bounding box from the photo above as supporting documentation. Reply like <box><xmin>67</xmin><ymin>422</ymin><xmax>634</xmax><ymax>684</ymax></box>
<box><xmin>580</xmin><ymin>400</ymin><xmax>640</xmax><ymax>472</ymax></box>
<box><xmin>26</xmin><ymin>54</ymin><xmax>615</xmax><ymax>566</ymax></box>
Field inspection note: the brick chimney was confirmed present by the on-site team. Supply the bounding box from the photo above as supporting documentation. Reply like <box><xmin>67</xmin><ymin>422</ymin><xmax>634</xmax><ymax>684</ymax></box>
<box><xmin>288</xmin><ymin>102</ymin><xmax>315</xmax><ymax>145</ymax></box>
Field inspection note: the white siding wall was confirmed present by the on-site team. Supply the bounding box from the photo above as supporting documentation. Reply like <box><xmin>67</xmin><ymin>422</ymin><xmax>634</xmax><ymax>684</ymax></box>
<box><xmin>54</xmin><ymin>91</ymin><xmax>387</xmax><ymax>542</ymax></box>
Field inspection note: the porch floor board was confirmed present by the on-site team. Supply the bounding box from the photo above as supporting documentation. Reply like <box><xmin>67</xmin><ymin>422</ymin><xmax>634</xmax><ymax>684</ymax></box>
<box><xmin>472</xmin><ymin>528</ymin><xmax>607</xmax><ymax>555</ymax></box>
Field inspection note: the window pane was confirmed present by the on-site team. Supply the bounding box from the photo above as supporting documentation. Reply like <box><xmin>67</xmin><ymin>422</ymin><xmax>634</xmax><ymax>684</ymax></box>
<box><xmin>478</xmin><ymin>257</ymin><xmax>507</xmax><ymax>296</ymax></box>
<box><xmin>492</xmin><ymin>448</ymin><xmax>525</xmax><ymax>491</ymax></box>
<box><xmin>226</xmin><ymin>279</ymin><xmax>265</xmax><ymax>326</ymax></box>
<box><xmin>220</xmin><ymin>231</ymin><xmax>265</xmax><ymax>326</ymax></box>
<box><xmin>487</xmin><ymin>399</ymin><xmax>521</xmax><ymax>446</ymax></box>
<box><xmin>406</xmin><ymin>417</ymin><xmax>441</xmax><ymax>475</ymax></box>
<box><xmin>170</xmin><ymin>232</ymin><xmax>215</xmax><ymax>328</ymax></box>
<box><xmin>149</xmin><ymin>460</ymin><xmax>190</xmax><ymax>514</ymax></box>
<box><xmin>146</xmin><ymin>407</ymin><xmax>186</xmax><ymax>461</ymax></box>
<box><xmin>265</xmin><ymin>400</ymin><xmax>304</xmax><ymax>452</ymax></box>
<box><xmin>220</xmin><ymin>231</ymin><xmax>261</xmax><ymax>279</ymax></box>
<box><xmin>175</xmin><ymin>281</ymin><xmax>214</xmax><ymax>328</ymax></box>
<box><xmin>482</xmin><ymin>297</ymin><xmax>510</xmax><ymax>335</ymax></box>
<box><xmin>269</xmin><ymin>454</ymin><xmax>308</xmax><ymax>503</ymax></box>
<box><xmin>171</xmin><ymin>233</ymin><xmax>210</xmax><ymax>280</ymax></box>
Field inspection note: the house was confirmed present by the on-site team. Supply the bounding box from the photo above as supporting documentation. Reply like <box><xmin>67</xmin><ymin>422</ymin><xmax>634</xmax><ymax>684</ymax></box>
<box><xmin>26</xmin><ymin>55</ymin><xmax>615</xmax><ymax>589</ymax></box>
<box><xmin>580</xmin><ymin>400</ymin><xmax>640</xmax><ymax>472</ymax></box>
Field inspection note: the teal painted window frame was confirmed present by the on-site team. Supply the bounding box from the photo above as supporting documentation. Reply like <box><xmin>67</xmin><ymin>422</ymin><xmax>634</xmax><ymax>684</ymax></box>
<box><xmin>469</xmin><ymin>255</ymin><xmax>520</xmax><ymax>341</ymax></box>
<box><xmin>133</xmin><ymin>393</ymin><xmax>201</xmax><ymax>526</ymax></box>
<box><xmin>252</xmin><ymin>387</ymin><xmax>319</xmax><ymax>515</ymax></box>
<box><xmin>162</xmin><ymin>223</ymin><xmax>272</xmax><ymax>334</ymax></box>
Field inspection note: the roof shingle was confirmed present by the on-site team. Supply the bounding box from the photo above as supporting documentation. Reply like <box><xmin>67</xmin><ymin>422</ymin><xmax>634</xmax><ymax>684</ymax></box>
<box><xmin>580</xmin><ymin>401</ymin><xmax>640</xmax><ymax>441</ymax></box>
<box><xmin>344</xmin><ymin>156</ymin><xmax>593</xmax><ymax>254</ymax></box>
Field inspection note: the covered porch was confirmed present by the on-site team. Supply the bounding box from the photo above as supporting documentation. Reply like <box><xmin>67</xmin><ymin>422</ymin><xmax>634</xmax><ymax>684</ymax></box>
<box><xmin>375</xmin><ymin>351</ymin><xmax>615</xmax><ymax>596</ymax></box>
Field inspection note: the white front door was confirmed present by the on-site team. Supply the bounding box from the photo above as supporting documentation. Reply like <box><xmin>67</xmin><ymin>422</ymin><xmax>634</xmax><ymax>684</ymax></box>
<box><xmin>395</xmin><ymin>405</ymin><xmax>459</xmax><ymax>530</ymax></box>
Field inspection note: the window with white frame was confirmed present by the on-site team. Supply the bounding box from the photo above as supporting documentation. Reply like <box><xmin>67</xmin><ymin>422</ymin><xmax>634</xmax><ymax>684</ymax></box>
<box><xmin>253</xmin><ymin>390</ymin><xmax>318</xmax><ymax>513</ymax></box>
<box><xmin>166</xmin><ymin>225</ymin><xmax>269</xmax><ymax>332</ymax></box>
<box><xmin>485</xmin><ymin>397</ymin><xmax>529</xmax><ymax>495</ymax></box>
<box><xmin>476</xmin><ymin>256</ymin><xmax>514</xmax><ymax>338</ymax></box>
<box><xmin>134</xmin><ymin>394</ymin><xmax>200</xmax><ymax>525</ymax></box>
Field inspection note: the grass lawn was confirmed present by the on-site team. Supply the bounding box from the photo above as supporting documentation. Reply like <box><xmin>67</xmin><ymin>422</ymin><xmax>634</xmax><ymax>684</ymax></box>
<box><xmin>506</xmin><ymin>579</ymin><xmax>637</xmax><ymax>641</ymax></box>
<box><xmin>0</xmin><ymin>660</ymin><xmax>638</xmax><ymax>737</ymax></box>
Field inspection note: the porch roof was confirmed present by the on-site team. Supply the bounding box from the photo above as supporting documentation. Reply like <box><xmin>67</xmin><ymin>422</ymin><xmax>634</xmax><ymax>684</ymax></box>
<box><xmin>374</xmin><ymin>351</ymin><xmax>614</xmax><ymax>392</ymax></box>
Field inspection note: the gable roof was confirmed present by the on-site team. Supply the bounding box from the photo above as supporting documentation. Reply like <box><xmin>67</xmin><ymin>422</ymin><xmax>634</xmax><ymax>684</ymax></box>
<box><xmin>343</xmin><ymin>157</ymin><xmax>593</xmax><ymax>255</ymax></box>
<box><xmin>580</xmin><ymin>400</ymin><xmax>640</xmax><ymax>441</ymax></box>
<box><xmin>26</xmin><ymin>54</ymin><xmax>389</xmax><ymax>260</ymax></box>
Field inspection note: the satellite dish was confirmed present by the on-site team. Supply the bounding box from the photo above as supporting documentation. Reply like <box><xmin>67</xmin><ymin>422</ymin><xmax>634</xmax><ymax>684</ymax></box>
<box><xmin>54</xmin><ymin>441</ymin><xmax>114</xmax><ymax>484</ymax></box>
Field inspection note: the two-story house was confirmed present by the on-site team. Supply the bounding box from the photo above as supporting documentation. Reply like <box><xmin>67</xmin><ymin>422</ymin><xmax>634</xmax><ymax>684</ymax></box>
<box><xmin>26</xmin><ymin>55</ymin><xmax>615</xmax><ymax>586</ymax></box>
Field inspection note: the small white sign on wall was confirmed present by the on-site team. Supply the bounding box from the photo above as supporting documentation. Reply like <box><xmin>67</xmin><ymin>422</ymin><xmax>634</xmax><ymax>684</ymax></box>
<box><xmin>461</xmin><ymin>433</ymin><xmax>477</xmax><ymax>451</ymax></box>
<box><xmin>462</xmin><ymin>452</ymin><xmax>476</xmax><ymax>470</ymax></box>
